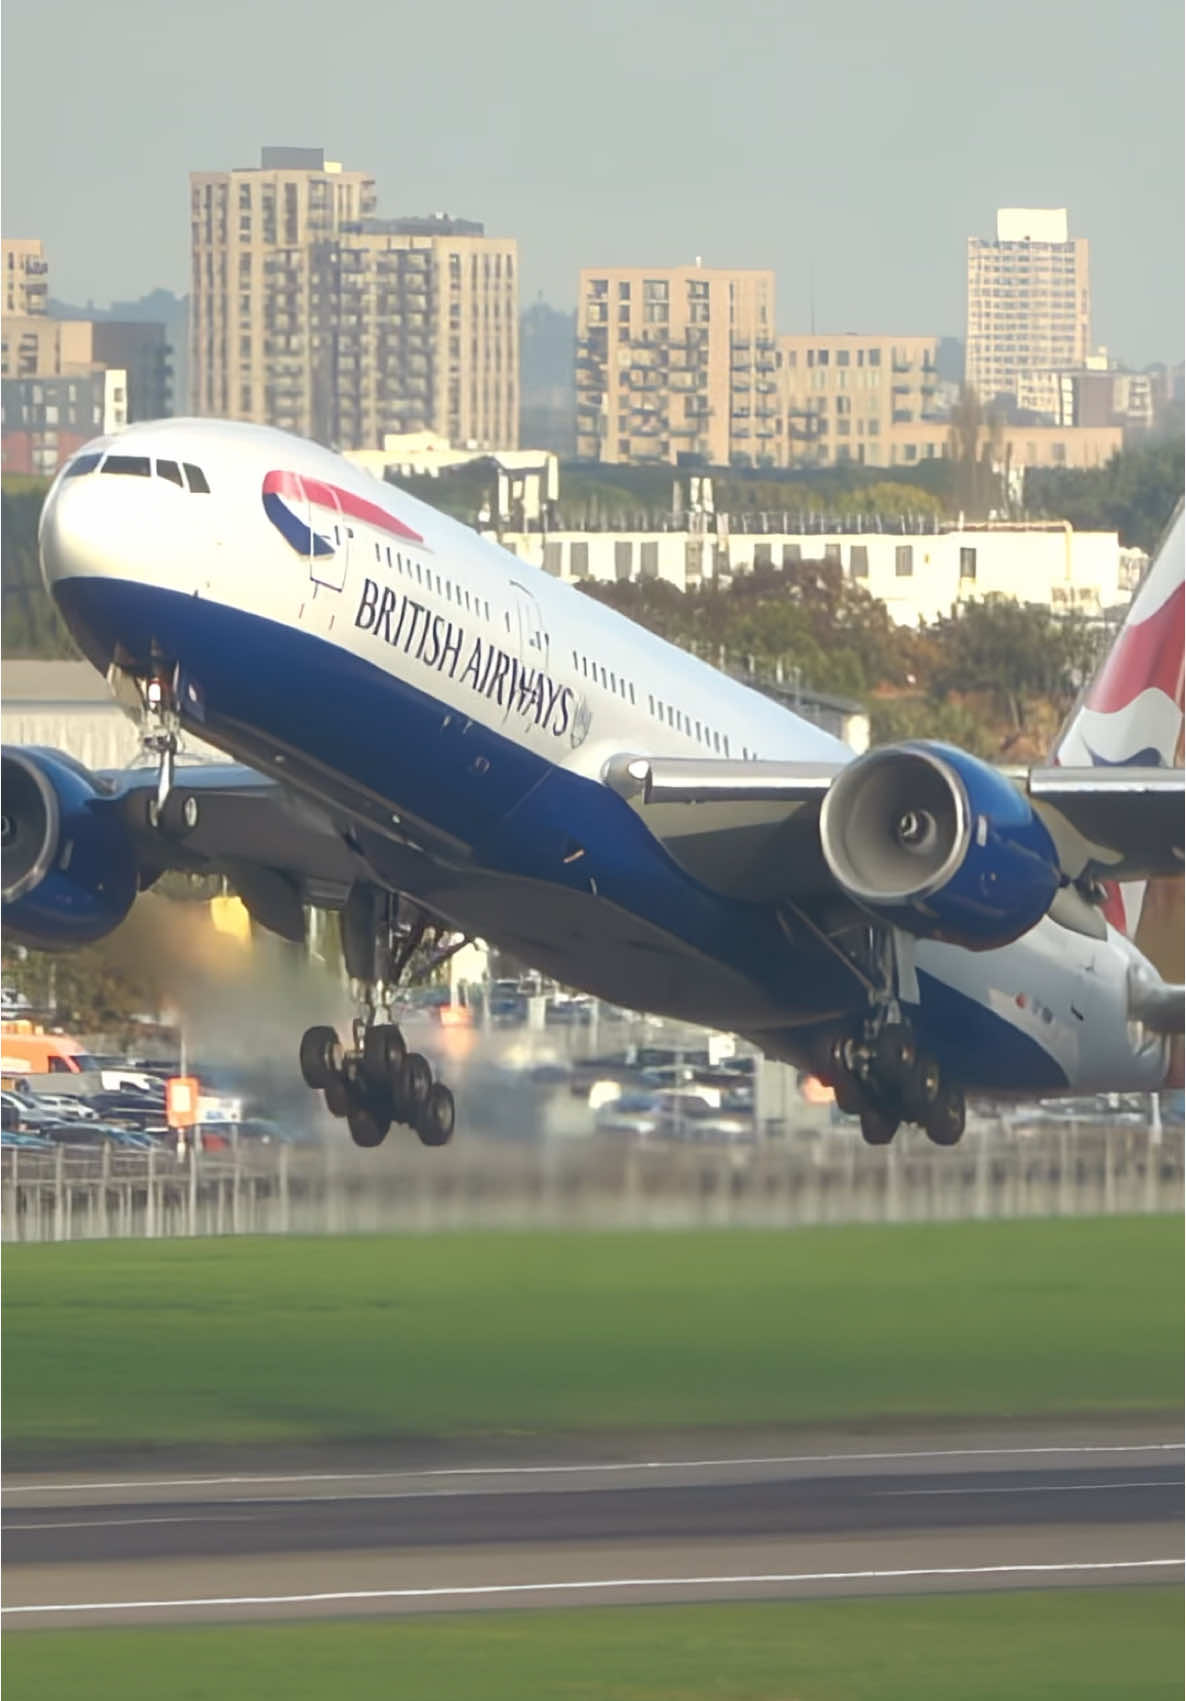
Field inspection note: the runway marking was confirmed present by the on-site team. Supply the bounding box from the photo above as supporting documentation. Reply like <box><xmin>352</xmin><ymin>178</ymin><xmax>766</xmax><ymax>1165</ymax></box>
<box><xmin>882</xmin><ymin>1479</ymin><xmax>1183</xmax><ymax>1498</ymax></box>
<box><xmin>5</xmin><ymin>1443</ymin><xmax>1182</xmax><ymax>1496</ymax></box>
<box><xmin>10</xmin><ymin>1476</ymin><xmax>1181</xmax><ymax>1531</ymax></box>
<box><xmin>3</xmin><ymin>1558</ymin><xmax>1180</xmax><ymax>1617</ymax></box>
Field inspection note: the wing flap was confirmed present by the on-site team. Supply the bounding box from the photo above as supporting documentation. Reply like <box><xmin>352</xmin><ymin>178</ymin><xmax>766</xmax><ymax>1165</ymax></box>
<box><xmin>1026</xmin><ymin>766</ymin><xmax>1185</xmax><ymax>882</ymax></box>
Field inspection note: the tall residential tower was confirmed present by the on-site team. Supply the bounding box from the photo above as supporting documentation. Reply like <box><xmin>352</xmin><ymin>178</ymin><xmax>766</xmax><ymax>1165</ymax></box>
<box><xmin>965</xmin><ymin>208</ymin><xmax>1090</xmax><ymax>404</ymax></box>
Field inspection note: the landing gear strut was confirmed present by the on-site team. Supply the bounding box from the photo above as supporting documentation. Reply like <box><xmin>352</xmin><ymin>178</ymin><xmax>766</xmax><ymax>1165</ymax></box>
<box><xmin>299</xmin><ymin>885</ymin><xmax>461</xmax><ymax>1150</ymax></box>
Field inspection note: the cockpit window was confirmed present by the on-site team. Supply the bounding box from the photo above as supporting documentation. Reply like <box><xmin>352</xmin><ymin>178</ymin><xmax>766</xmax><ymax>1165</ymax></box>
<box><xmin>183</xmin><ymin>463</ymin><xmax>210</xmax><ymax>493</ymax></box>
<box><xmin>156</xmin><ymin>459</ymin><xmax>184</xmax><ymax>486</ymax></box>
<box><xmin>102</xmin><ymin>455</ymin><xmax>151</xmax><ymax>477</ymax></box>
<box><xmin>63</xmin><ymin>452</ymin><xmax>103</xmax><ymax>478</ymax></box>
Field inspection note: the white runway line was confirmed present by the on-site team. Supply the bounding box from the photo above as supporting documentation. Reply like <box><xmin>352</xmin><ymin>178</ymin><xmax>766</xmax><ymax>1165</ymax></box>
<box><xmin>5</xmin><ymin>1441</ymin><xmax>1182</xmax><ymax>1496</ymax></box>
<box><xmin>881</xmin><ymin>1479</ymin><xmax>1184</xmax><ymax>1497</ymax></box>
<box><xmin>3</xmin><ymin>1558</ymin><xmax>1180</xmax><ymax>1617</ymax></box>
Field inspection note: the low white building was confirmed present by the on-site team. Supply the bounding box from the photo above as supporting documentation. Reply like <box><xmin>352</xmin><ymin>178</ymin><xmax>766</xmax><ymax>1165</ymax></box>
<box><xmin>499</xmin><ymin>522</ymin><xmax>1129</xmax><ymax>625</ymax></box>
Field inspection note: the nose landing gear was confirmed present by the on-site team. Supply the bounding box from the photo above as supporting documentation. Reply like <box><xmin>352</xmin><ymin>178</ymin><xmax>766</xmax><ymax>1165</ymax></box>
<box><xmin>299</xmin><ymin>886</ymin><xmax>463</xmax><ymax>1150</ymax></box>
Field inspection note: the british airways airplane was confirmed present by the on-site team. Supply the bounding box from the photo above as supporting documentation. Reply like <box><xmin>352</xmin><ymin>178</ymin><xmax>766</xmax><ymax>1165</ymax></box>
<box><xmin>3</xmin><ymin>420</ymin><xmax>1183</xmax><ymax>1150</ymax></box>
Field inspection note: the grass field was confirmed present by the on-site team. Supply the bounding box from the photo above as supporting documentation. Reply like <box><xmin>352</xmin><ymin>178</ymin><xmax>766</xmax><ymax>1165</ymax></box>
<box><xmin>5</xmin><ymin>1590</ymin><xmax>1181</xmax><ymax>1700</ymax></box>
<box><xmin>3</xmin><ymin>1219</ymin><xmax>1180</xmax><ymax>1455</ymax></box>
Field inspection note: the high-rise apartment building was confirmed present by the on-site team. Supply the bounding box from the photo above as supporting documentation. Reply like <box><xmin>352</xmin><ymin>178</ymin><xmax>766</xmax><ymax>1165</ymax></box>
<box><xmin>190</xmin><ymin>147</ymin><xmax>376</xmax><ymax>430</ymax></box>
<box><xmin>2</xmin><ymin>239</ymin><xmax>48</xmax><ymax>316</ymax></box>
<box><xmin>190</xmin><ymin>149</ymin><xmax>517</xmax><ymax>450</ymax></box>
<box><xmin>778</xmin><ymin>333</ymin><xmax>939</xmax><ymax>467</ymax></box>
<box><xmin>575</xmin><ymin>265</ymin><xmax>777</xmax><ymax>466</ymax></box>
<box><xmin>310</xmin><ymin>217</ymin><xmax>517</xmax><ymax>451</ymax></box>
<box><xmin>965</xmin><ymin>208</ymin><xmax>1090</xmax><ymax>403</ymax></box>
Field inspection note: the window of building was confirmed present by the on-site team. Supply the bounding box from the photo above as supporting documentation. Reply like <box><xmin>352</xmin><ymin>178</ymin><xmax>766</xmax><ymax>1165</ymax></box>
<box><xmin>895</xmin><ymin>545</ymin><xmax>913</xmax><ymax>577</ymax></box>
<box><xmin>570</xmin><ymin>541</ymin><xmax>589</xmax><ymax>579</ymax></box>
<box><xmin>618</xmin><ymin>281</ymin><xmax>630</xmax><ymax>299</ymax></box>
<box><xmin>824</xmin><ymin>543</ymin><xmax>841</xmax><ymax>564</ymax></box>
<box><xmin>640</xmin><ymin>540</ymin><xmax>659</xmax><ymax>579</ymax></box>
<box><xmin>850</xmin><ymin>544</ymin><xmax>869</xmax><ymax>577</ymax></box>
<box><xmin>816</xmin><ymin>349</ymin><xmax>829</xmax><ymax>366</ymax></box>
<box><xmin>836</xmin><ymin>349</ymin><xmax>850</xmax><ymax>366</ymax></box>
<box><xmin>753</xmin><ymin>542</ymin><xmax>772</xmax><ymax>566</ymax></box>
<box><xmin>959</xmin><ymin>546</ymin><xmax>977</xmax><ymax>581</ymax></box>
<box><xmin>868</xmin><ymin>348</ymin><xmax>881</xmax><ymax>366</ymax></box>
<box><xmin>614</xmin><ymin>540</ymin><xmax>633</xmax><ymax>581</ymax></box>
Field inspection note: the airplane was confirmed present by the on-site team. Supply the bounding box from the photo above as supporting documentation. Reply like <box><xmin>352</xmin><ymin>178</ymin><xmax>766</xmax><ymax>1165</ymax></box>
<box><xmin>2</xmin><ymin>419</ymin><xmax>1182</xmax><ymax>1152</ymax></box>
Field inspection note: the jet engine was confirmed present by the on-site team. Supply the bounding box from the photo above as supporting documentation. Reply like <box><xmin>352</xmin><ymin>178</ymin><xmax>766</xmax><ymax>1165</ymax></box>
<box><xmin>818</xmin><ymin>741</ymin><xmax>1061</xmax><ymax>950</ymax></box>
<box><xmin>1</xmin><ymin>749</ymin><xmax>139</xmax><ymax>948</ymax></box>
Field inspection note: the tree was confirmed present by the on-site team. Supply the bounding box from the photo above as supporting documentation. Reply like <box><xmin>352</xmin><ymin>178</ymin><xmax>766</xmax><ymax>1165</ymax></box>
<box><xmin>928</xmin><ymin>596</ymin><xmax>1098</xmax><ymax>736</ymax></box>
<box><xmin>947</xmin><ymin>386</ymin><xmax>1005</xmax><ymax>519</ymax></box>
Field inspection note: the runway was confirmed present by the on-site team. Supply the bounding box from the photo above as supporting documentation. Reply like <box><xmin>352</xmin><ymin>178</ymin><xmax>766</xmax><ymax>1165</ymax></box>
<box><xmin>4</xmin><ymin>1424</ymin><xmax>1182</xmax><ymax>1625</ymax></box>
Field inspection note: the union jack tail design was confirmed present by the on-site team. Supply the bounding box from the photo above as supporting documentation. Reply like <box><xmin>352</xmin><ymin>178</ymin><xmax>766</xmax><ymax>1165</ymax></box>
<box><xmin>1054</xmin><ymin>503</ymin><xmax>1184</xmax><ymax>988</ymax></box>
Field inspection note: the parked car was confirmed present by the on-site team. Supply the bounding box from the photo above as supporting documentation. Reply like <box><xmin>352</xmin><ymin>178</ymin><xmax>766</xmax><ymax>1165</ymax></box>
<box><xmin>1</xmin><ymin>1131</ymin><xmax>55</xmax><ymax>1152</ymax></box>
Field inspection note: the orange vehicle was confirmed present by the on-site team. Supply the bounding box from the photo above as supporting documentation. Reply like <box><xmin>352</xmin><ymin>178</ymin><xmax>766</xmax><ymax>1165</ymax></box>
<box><xmin>0</xmin><ymin>1029</ymin><xmax>99</xmax><ymax>1077</ymax></box>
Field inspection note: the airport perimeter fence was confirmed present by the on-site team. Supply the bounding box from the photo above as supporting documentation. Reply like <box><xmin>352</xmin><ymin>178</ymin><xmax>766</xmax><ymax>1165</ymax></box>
<box><xmin>3</xmin><ymin>1123</ymin><xmax>1182</xmax><ymax>1244</ymax></box>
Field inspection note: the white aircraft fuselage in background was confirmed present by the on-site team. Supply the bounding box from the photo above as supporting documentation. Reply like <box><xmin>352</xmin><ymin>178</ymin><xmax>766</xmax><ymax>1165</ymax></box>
<box><xmin>32</xmin><ymin>419</ymin><xmax>1180</xmax><ymax>1098</ymax></box>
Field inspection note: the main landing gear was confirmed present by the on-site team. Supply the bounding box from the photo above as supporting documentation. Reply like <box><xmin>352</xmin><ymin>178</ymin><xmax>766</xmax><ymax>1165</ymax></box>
<box><xmin>820</xmin><ymin>1018</ymin><xmax>966</xmax><ymax>1149</ymax></box>
<box><xmin>299</xmin><ymin>886</ymin><xmax>461</xmax><ymax>1150</ymax></box>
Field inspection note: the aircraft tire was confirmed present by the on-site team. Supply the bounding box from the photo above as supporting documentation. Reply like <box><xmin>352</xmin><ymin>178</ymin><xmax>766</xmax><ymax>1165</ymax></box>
<box><xmin>859</xmin><ymin>1108</ymin><xmax>898</xmax><ymax>1145</ymax></box>
<box><xmin>300</xmin><ymin>1025</ymin><xmax>340</xmax><ymax>1089</ymax></box>
<box><xmin>401</xmin><ymin>1052</ymin><xmax>433</xmax><ymax>1117</ymax></box>
<box><xmin>324</xmin><ymin>1076</ymin><xmax>350</xmax><ymax>1118</ymax></box>
<box><xmin>416</xmin><ymin>1082</ymin><xmax>455</xmax><ymax>1147</ymax></box>
<box><xmin>924</xmin><ymin>1084</ymin><xmax>966</xmax><ymax>1146</ymax></box>
<box><xmin>362</xmin><ymin>1023</ymin><xmax>406</xmax><ymax>1092</ymax></box>
<box><xmin>902</xmin><ymin>1053</ymin><xmax>942</xmax><ymax>1123</ymax></box>
<box><xmin>347</xmin><ymin>1098</ymin><xmax>391</xmax><ymax>1149</ymax></box>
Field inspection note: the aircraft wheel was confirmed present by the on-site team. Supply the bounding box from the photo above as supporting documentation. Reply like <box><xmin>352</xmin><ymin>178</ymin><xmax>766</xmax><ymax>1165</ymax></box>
<box><xmin>903</xmin><ymin>1053</ymin><xmax>942</xmax><ymax>1123</ymax></box>
<box><xmin>347</xmin><ymin>1098</ymin><xmax>391</xmax><ymax>1149</ymax></box>
<box><xmin>300</xmin><ymin>1025</ymin><xmax>340</xmax><ymax>1089</ymax></box>
<box><xmin>324</xmin><ymin>1076</ymin><xmax>350</xmax><ymax>1118</ymax></box>
<box><xmin>924</xmin><ymin>1084</ymin><xmax>966</xmax><ymax>1147</ymax></box>
<box><xmin>859</xmin><ymin>1108</ymin><xmax>899</xmax><ymax>1146</ymax></box>
<box><xmin>362</xmin><ymin>1024</ymin><xmax>406</xmax><ymax>1092</ymax></box>
<box><xmin>400</xmin><ymin>1052</ymin><xmax>433</xmax><ymax>1120</ymax></box>
<box><xmin>875</xmin><ymin>1023</ymin><xmax>916</xmax><ymax>1082</ymax></box>
<box><xmin>416</xmin><ymin>1082</ymin><xmax>455</xmax><ymax>1148</ymax></box>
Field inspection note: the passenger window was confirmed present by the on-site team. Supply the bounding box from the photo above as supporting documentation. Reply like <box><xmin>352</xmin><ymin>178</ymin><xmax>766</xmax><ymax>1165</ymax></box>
<box><xmin>49</xmin><ymin>1057</ymin><xmax>70</xmax><ymax>1073</ymax></box>
<box><xmin>183</xmin><ymin>463</ymin><xmax>210</xmax><ymax>493</ymax></box>
<box><xmin>64</xmin><ymin>452</ymin><xmax>102</xmax><ymax>478</ymax></box>
<box><xmin>156</xmin><ymin>459</ymin><xmax>184</xmax><ymax>486</ymax></box>
<box><xmin>102</xmin><ymin>455</ymin><xmax>151</xmax><ymax>477</ymax></box>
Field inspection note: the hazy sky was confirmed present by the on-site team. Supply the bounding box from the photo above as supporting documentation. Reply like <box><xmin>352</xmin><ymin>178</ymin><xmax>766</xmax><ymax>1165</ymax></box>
<box><xmin>3</xmin><ymin>0</ymin><xmax>1182</xmax><ymax>363</ymax></box>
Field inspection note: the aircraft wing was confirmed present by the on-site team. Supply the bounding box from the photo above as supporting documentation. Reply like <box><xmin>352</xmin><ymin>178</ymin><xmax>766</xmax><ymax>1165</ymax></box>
<box><xmin>603</xmin><ymin>753</ymin><xmax>1185</xmax><ymax>902</ymax></box>
<box><xmin>110</xmin><ymin>762</ymin><xmax>373</xmax><ymax>940</ymax></box>
<box><xmin>3</xmin><ymin>752</ymin><xmax>371</xmax><ymax>944</ymax></box>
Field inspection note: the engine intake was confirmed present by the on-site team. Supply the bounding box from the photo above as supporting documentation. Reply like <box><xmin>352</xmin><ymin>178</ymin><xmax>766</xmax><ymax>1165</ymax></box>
<box><xmin>1</xmin><ymin>749</ymin><xmax>139</xmax><ymax>948</ymax></box>
<box><xmin>819</xmin><ymin>741</ymin><xmax>1061</xmax><ymax>950</ymax></box>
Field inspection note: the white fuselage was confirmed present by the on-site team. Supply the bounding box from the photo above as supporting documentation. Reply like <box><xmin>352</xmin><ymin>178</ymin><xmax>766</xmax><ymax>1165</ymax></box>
<box><xmin>36</xmin><ymin>419</ymin><xmax>1175</xmax><ymax>1095</ymax></box>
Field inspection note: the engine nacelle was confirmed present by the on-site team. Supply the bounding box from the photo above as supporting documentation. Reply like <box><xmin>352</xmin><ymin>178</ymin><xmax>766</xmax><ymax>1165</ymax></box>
<box><xmin>819</xmin><ymin>741</ymin><xmax>1061</xmax><ymax>950</ymax></box>
<box><xmin>1</xmin><ymin>749</ymin><xmax>139</xmax><ymax>948</ymax></box>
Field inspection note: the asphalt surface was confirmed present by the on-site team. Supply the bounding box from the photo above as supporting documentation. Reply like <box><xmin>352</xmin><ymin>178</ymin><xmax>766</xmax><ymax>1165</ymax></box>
<box><xmin>4</xmin><ymin>1423</ymin><xmax>1182</xmax><ymax>1625</ymax></box>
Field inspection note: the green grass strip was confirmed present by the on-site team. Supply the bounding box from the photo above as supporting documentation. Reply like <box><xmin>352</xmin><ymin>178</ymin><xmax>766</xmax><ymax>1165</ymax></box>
<box><xmin>4</xmin><ymin>1589</ymin><xmax>1182</xmax><ymax>1700</ymax></box>
<box><xmin>4</xmin><ymin>1219</ymin><xmax>1181</xmax><ymax>1453</ymax></box>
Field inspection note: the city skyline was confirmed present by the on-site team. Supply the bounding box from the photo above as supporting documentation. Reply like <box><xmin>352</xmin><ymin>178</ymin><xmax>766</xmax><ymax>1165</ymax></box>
<box><xmin>3</xmin><ymin>0</ymin><xmax>1182</xmax><ymax>368</ymax></box>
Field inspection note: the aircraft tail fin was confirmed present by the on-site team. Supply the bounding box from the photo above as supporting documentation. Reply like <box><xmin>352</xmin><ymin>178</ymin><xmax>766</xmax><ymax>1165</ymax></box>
<box><xmin>1053</xmin><ymin>502</ymin><xmax>1183</xmax><ymax>966</ymax></box>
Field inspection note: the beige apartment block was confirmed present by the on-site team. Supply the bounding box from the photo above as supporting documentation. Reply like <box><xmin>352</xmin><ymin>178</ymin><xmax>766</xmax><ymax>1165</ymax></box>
<box><xmin>314</xmin><ymin>221</ymin><xmax>518</xmax><ymax>451</ymax></box>
<box><xmin>966</xmin><ymin>208</ymin><xmax>1091</xmax><ymax>403</ymax></box>
<box><xmin>575</xmin><ymin>265</ymin><xmax>777</xmax><ymax>466</ymax></box>
<box><xmin>879</xmin><ymin>418</ymin><xmax>1122</xmax><ymax>471</ymax></box>
<box><xmin>778</xmin><ymin>333</ymin><xmax>939</xmax><ymax>468</ymax></box>
<box><xmin>1</xmin><ymin>316</ymin><xmax>95</xmax><ymax>379</ymax></box>
<box><xmin>2</xmin><ymin>239</ymin><xmax>49</xmax><ymax>316</ymax></box>
<box><xmin>189</xmin><ymin>147</ymin><xmax>376</xmax><ymax>431</ymax></box>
